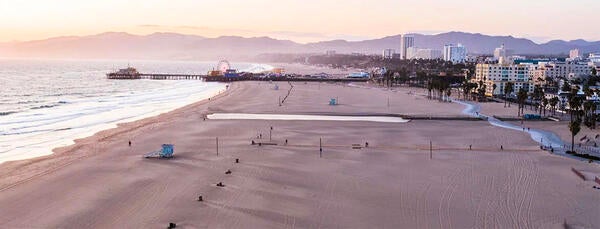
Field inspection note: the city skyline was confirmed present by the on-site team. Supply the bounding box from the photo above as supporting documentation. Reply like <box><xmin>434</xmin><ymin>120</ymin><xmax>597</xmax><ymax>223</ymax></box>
<box><xmin>0</xmin><ymin>0</ymin><xmax>598</xmax><ymax>44</ymax></box>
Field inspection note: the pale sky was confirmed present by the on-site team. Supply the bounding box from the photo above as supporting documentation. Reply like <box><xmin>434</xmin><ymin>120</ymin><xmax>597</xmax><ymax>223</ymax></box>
<box><xmin>0</xmin><ymin>0</ymin><xmax>598</xmax><ymax>43</ymax></box>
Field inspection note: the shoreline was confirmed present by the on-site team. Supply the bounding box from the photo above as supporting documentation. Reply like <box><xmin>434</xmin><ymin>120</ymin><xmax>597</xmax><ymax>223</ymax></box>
<box><xmin>0</xmin><ymin>82</ymin><xmax>233</xmax><ymax>191</ymax></box>
<box><xmin>0</xmin><ymin>81</ymin><xmax>598</xmax><ymax>228</ymax></box>
<box><xmin>0</xmin><ymin>82</ymin><xmax>228</xmax><ymax>164</ymax></box>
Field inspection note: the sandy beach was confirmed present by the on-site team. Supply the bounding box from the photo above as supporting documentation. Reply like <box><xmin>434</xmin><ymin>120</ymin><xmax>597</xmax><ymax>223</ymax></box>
<box><xmin>0</xmin><ymin>81</ymin><xmax>599</xmax><ymax>228</ymax></box>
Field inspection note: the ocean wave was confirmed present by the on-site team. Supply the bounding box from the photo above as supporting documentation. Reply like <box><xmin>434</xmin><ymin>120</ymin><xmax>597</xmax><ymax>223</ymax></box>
<box><xmin>0</xmin><ymin>111</ymin><xmax>18</xmax><ymax>116</ymax></box>
<box><xmin>17</xmin><ymin>100</ymin><xmax>43</xmax><ymax>104</ymax></box>
<box><xmin>31</xmin><ymin>104</ymin><xmax>59</xmax><ymax>110</ymax></box>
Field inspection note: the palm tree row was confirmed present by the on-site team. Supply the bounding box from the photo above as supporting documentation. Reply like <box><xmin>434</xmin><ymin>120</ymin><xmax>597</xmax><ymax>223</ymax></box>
<box><xmin>426</xmin><ymin>77</ymin><xmax>451</xmax><ymax>102</ymax></box>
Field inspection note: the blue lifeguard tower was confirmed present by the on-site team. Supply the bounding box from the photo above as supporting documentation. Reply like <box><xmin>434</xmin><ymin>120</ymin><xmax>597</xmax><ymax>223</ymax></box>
<box><xmin>329</xmin><ymin>98</ymin><xmax>337</xmax><ymax>105</ymax></box>
<box><xmin>144</xmin><ymin>144</ymin><xmax>174</xmax><ymax>158</ymax></box>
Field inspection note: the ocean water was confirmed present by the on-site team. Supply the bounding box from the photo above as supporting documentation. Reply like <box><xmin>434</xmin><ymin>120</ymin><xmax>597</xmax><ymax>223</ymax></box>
<box><xmin>0</xmin><ymin>59</ymin><xmax>271</xmax><ymax>163</ymax></box>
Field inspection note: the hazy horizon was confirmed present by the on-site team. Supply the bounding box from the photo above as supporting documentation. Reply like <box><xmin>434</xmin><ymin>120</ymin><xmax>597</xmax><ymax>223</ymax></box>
<box><xmin>1</xmin><ymin>0</ymin><xmax>598</xmax><ymax>44</ymax></box>
<box><xmin>3</xmin><ymin>30</ymin><xmax>600</xmax><ymax>45</ymax></box>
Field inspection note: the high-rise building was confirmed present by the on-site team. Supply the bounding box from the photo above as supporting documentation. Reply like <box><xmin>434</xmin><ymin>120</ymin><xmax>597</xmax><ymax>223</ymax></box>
<box><xmin>494</xmin><ymin>44</ymin><xmax>513</xmax><ymax>59</ymax></box>
<box><xmin>569</xmin><ymin>49</ymin><xmax>581</xmax><ymax>60</ymax></box>
<box><xmin>406</xmin><ymin>48</ymin><xmax>442</xmax><ymax>60</ymax></box>
<box><xmin>443</xmin><ymin>44</ymin><xmax>467</xmax><ymax>63</ymax></box>
<box><xmin>400</xmin><ymin>35</ymin><xmax>414</xmax><ymax>60</ymax></box>
<box><xmin>382</xmin><ymin>49</ymin><xmax>395</xmax><ymax>59</ymax></box>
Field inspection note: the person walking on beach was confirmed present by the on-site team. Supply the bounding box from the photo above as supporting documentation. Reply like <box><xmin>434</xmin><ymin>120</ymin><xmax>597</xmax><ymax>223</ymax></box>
<box><xmin>128</xmin><ymin>141</ymin><xmax>131</xmax><ymax>147</ymax></box>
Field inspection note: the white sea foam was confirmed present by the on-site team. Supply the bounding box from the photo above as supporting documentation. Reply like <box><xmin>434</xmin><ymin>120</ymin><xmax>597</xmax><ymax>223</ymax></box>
<box><xmin>0</xmin><ymin>80</ymin><xmax>227</xmax><ymax>163</ymax></box>
<box><xmin>0</xmin><ymin>59</ymin><xmax>255</xmax><ymax>163</ymax></box>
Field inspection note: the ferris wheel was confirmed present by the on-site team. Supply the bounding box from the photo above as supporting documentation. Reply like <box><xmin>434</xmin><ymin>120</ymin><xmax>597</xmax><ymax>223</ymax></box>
<box><xmin>217</xmin><ymin>60</ymin><xmax>231</xmax><ymax>72</ymax></box>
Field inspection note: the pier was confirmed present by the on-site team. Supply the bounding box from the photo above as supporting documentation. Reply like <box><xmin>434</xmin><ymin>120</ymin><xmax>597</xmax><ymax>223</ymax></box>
<box><xmin>106</xmin><ymin>64</ymin><xmax>369</xmax><ymax>82</ymax></box>
<box><xmin>107</xmin><ymin>73</ymin><xmax>206</xmax><ymax>80</ymax></box>
<box><xmin>107</xmin><ymin>73</ymin><xmax>369</xmax><ymax>83</ymax></box>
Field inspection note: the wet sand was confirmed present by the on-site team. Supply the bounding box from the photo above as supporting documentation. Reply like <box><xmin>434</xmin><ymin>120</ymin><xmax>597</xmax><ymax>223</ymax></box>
<box><xmin>0</xmin><ymin>82</ymin><xmax>599</xmax><ymax>228</ymax></box>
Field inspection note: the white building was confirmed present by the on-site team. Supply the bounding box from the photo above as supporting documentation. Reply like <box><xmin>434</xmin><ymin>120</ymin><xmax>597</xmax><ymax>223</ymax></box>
<box><xmin>569</xmin><ymin>49</ymin><xmax>581</xmax><ymax>60</ymax></box>
<box><xmin>400</xmin><ymin>35</ymin><xmax>415</xmax><ymax>60</ymax></box>
<box><xmin>382</xmin><ymin>49</ymin><xmax>395</xmax><ymax>59</ymax></box>
<box><xmin>474</xmin><ymin>61</ymin><xmax>592</xmax><ymax>96</ymax></box>
<box><xmin>325</xmin><ymin>50</ymin><xmax>336</xmax><ymax>56</ymax></box>
<box><xmin>406</xmin><ymin>47</ymin><xmax>442</xmax><ymax>59</ymax></box>
<box><xmin>443</xmin><ymin>44</ymin><xmax>467</xmax><ymax>63</ymax></box>
<box><xmin>532</xmin><ymin>61</ymin><xmax>591</xmax><ymax>82</ymax></box>
<box><xmin>474</xmin><ymin>63</ymin><xmax>535</xmax><ymax>96</ymax></box>
<box><xmin>493</xmin><ymin>44</ymin><xmax>514</xmax><ymax>63</ymax></box>
<box><xmin>590</xmin><ymin>53</ymin><xmax>600</xmax><ymax>64</ymax></box>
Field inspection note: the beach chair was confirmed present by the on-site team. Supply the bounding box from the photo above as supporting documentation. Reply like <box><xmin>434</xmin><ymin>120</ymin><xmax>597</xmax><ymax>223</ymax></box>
<box><xmin>144</xmin><ymin>144</ymin><xmax>174</xmax><ymax>158</ymax></box>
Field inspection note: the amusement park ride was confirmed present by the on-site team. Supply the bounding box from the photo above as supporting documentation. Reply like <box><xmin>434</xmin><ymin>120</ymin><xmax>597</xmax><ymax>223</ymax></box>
<box><xmin>207</xmin><ymin>60</ymin><xmax>239</xmax><ymax>78</ymax></box>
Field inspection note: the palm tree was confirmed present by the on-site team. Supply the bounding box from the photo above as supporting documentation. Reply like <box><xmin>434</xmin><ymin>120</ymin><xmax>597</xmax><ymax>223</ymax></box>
<box><xmin>549</xmin><ymin>97</ymin><xmax>559</xmax><ymax>115</ymax></box>
<box><xmin>533</xmin><ymin>85</ymin><xmax>544</xmax><ymax>114</ymax></box>
<box><xmin>427</xmin><ymin>79</ymin><xmax>433</xmax><ymax>99</ymax></box>
<box><xmin>462</xmin><ymin>81</ymin><xmax>477</xmax><ymax>101</ymax></box>
<box><xmin>517</xmin><ymin>88</ymin><xmax>528</xmax><ymax>117</ymax></box>
<box><xmin>568</xmin><ymin>88</ymin><xmax>583</xmax><ymax>121</ymax></box>
<box><xmin>541</xmin><ymin>97</ymin><xmax>548</xmax><ymax>116</ymax></box>
<box><xmin>504</xmin><ymin>82</ymin><xmax>514</xmax><ymax>107</ymax></box>
<box><xmin>569</xmin><ymin>119</ymin><xmax>581</xmax><ymax>153</ymax></box>
<box><xmin>583</xmin><ymin>100</ymin><xmax>596</xmax><ymax>129</ymax></box>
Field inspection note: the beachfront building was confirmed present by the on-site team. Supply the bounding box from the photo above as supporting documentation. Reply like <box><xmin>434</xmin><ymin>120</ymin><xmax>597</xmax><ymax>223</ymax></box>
<box><xmin>406</xmin><ymin>47</ymin><xmax>442</xmax><ymax>60</ymax></box>
<box><xmin>532</xmin><ymin>61</ymin><xmax>592</xmax><ymax>83</ymax></box>
<box><xmin>326</xmin><ymin>50</ymin><xmax>336</xmax><ymax>56</ymax></box>
<box><xmin>590</xmin><ymin>53</ymin><xmax>600</xmax><ymax>64</ymax></box>
<box><xmin>382</xmin><ymin>49</ymin><xmax>395</xmax><ymax>59</ymax></box>
<box><xmin>443</xmin><ymin>44</ymin><xmax>467</xmax><ymax>63</ymax></box>
<box><xmin>474</xmin><ymin>63</ymin><xmax>535</xmax><ymax>96</ymax></box>
<box><xmin>400</xmin><ymin>35</ymin><xmax>415</xmax><ymax>60</ymax></box>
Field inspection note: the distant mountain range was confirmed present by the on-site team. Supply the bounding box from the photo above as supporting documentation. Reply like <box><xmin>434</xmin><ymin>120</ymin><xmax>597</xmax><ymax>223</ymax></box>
<box><xmin>1</xmin><ymin>31</ymin><xmax>599</xmax><ymax>60</ymax></box>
